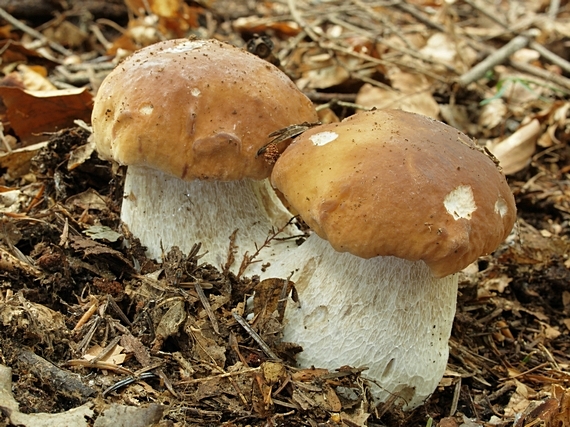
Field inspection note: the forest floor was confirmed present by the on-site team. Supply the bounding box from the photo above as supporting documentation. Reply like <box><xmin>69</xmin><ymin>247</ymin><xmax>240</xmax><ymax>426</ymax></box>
<box><xmin>0</xmin><ymin>0</ymin><xmax>569</xmax><ymax>426</ymax></box>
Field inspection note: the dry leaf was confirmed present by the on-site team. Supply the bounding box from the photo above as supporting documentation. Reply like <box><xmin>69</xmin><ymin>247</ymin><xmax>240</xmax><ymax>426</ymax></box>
<box><xmin>478</xmin><ymin>99</ymin><xmax>508</xmax><ymax>131</ymax></box>
<box><xmin>0</xmin><ymin>141</ymin><xmax>48</xmax><ymax>180</ymax></box>
<box><xmin>84</xmin><ymin>344</ymin><xmax>126</xmax><ymax>365</ymax></box>
<box><xmin>66</xmin><ymin>188</ymin><xmax>108</xmax><ymax>211</ymax></box>
<box><xmin>0</xmin><ymin>87</ymin><xmax>93</xmax><ymax>144</ymax></box>
<box><xmin>486</xmin><ymin>119</ymin><xmax>540</xmax><ymax>174</ymax></box>
<box><xmin>356</xmin><ymin>83</ymin><xmax>439</xmax><ymax>118</ymax></box>
<box><xmin>420</xmin><ymin>33</ymin><xmax>477</xmax><ymax>71</ymax></box>
<box><xmin>17</xmin><ymin>65</ymin><xmax>56</xmax><ymax>91</ymax></box>
<box><xmin>67</xmin><ymin>138</ymin><xmax>96</xmax><ymax>170</ymax></box>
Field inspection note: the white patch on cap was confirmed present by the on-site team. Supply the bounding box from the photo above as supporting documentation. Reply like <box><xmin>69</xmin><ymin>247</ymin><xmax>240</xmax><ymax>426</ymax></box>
<box><xmin>139</xmin><ymin>104</ymin><xmax>153</xmax><ymax>115</ymax></box>
<box><xmin>191</xmin><ymin>88</ymin><xmax>201</xmax><ymax>97</ymax></box>
<box><xmin>494</xmin><ymin>197</ymin><xmax>509</xmax><ymax>217</ymax></box>
<box><xmin>444</xmin><ymin>185</ymin><xmax>477</xmax><ymax>220</ymax></box>
<box><xmin>162</xmin><ymin>40</ymin><xmax>207</xmax><ymax>54</ymax></box>
<box><xmin>310</xmin><ymin>131</ymin><xmax>338</xmax><ymax>146</ymax></box>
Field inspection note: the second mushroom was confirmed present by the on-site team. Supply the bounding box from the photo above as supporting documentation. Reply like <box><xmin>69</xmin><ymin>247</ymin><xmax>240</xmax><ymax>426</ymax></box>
<box><xmin>270</xmin><ymin>109</ymin><xmax>517</xmax><ymax>408</ymax></box>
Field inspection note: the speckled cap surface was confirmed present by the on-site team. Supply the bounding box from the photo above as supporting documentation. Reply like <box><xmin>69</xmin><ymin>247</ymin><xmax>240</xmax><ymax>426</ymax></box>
<box><xmin>92</xmin><ymin>38</ymin><xmax>318</xmax><ymax>181</ymax></box>
<box><xmin>271</xmin><ymin>109</ymin><xmax>517</xmax><ymax>277</ymax></box>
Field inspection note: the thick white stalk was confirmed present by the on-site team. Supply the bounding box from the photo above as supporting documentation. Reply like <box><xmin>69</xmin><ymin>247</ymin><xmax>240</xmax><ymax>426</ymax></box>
<box><xmin>121</xmin><ymin>166</ymin><xmax>298</xmax><ymax>277</ymax></box>
<box><xmin>274</xmin><ymin>234</ymin><xmax>458</xmax><ymax>409</ymax></box>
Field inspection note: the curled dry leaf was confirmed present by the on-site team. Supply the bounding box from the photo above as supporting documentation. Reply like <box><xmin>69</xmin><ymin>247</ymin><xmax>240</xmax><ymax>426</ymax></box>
<box><xmin>420</xmin><ymin>33</ymin><xmax>477</xmax><ymax>72</ymax></box>
<box><xmin>486</xmin><ymin>118</ymin><xmax>541</xmax><ymax>174</ymax></box>
<box><xmin>0</xmin><ymin>87</ymin><xmax>93</xmax><ymax>144</ymax></box>
<box><xmin>478</xmin><ymin>99</ymin><xmax>508</xmax><ymax>131</ymax></box>
<box><xmin>0</xmin><ymin>141</ymin><xmax>48</xmax><ymax>180</ymax></box>
<box><xmin>356</xmin><ymin>80</ymin><xmax>439</xmax><ymax>118</ymax></box>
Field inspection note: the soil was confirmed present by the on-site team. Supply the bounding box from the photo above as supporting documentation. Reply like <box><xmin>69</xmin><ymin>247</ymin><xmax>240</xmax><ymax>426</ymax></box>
<box><xmin>1</xmin><ymin>1</ymin><xmax>570</xmax><ymax>426</ymax></box>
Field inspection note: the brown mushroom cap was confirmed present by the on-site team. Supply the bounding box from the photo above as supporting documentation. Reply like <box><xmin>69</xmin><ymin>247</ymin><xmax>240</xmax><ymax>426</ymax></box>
<box><xmin>271</xmin><ymin>109</ymin><xmax>517</xmax><ymax>277</ymax></box>
<box><xmin>92</xmin><ymin>38</ymin><xmax>317</xmax><ymax>181</ymax></box>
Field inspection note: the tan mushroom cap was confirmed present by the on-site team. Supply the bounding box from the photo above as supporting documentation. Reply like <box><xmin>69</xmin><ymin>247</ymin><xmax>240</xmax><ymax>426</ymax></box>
<box><xmin>271</xmin><ymin>109</ymin><xmax>517</xmax><ymax>277</ymax></box>
<box><xmin>92</xmin><ymin>38</ymin><xmax>317</xmax><ymax>181</ymax></box>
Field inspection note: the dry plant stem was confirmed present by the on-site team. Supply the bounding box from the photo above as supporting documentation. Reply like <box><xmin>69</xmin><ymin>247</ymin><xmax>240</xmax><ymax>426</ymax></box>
<box><xmin>195</xmin><ymin>283</ymin><xmax>220</xmax><ymax>334</ymax></box>
<box><xmin>232</xmin><ymin>311</ymin><xmax>280</xmax><ymax>360</ymax></box>
<box><xmin>463</xmin><ymin>0</ymin><xmax>570</xmax><ymax>74</ymax></box>
<box><xmin>457</xmin><ymin>35</ymin><xmax>530</xmax><ymax>86</ymax></box>
<box><xmin>121</xmin><ymin>166</ymin><xmax>297</xmax><ymax>277</ymax></box>
<box><xmin>0</xmin><ymin>8</ymin><xmax>73</xmax><ymax>57</ymax></box>
<box><xmin>0</xmin><ymin>247</ymin><xmax>41</xmax><ymax>276</ymax></box>
<box><xmin>73</xmin><ymin>301</ymin><xmax>98</xmax><ymax>331</ymax></box>
<box><xmin>510</xmin><ymin>61</ymin><xmax>570</xmax><ymax>92</ymax></box>
<box><xmin>548</xmin><ymin>0</ymin><xmax>560</xmax><ymax>19</ymax></box>
<box><xmin>529</xmin><ymin>42</ymin><xmax>570</xmax><ymax>75</ymax></box>
<box><xmin>394</xmin><ymin>1</ymin><xmax>446</xmax><ymax>32</ymax></box>
<box><xmin>287</xmin><ymin>0</ymin><xmax>320</xmax><ymax>41</ymax></box>
<box><xmin>274</xmin><ymin>234</ymin><xmax>458</xmax><ymax>409</ymax></box>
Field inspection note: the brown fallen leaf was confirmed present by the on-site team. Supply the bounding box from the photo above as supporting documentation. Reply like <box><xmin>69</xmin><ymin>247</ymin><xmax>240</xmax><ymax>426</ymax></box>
<box><xmin>486</xmin><ymin>118</ymin><xmax>540</xmax><ymax>175</ymax></box>
<box><xmin>0</xmin><ymin>86</ymin><xmax>93</xmax><ymax>144</ymax></box>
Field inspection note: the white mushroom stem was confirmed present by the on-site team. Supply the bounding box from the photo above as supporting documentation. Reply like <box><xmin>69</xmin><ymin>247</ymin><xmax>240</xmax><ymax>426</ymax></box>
<box><xmin>121</xmin><ymin>165</ymin><xmax>299</xmax><ymax>277</ymax></box>
<box><xmin>272</xmin><ymin>233</ymin><xmax>458</xmax><ymax>409</ymax></box>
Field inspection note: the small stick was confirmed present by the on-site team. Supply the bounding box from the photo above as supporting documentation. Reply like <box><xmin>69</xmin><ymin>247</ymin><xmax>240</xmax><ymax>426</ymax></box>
<box><xmin>65</xmin><ymin>359</ymin><xmax>133</xmax><ymax>375</ymax></box>
<box><xmin>0</xmin><ymin>8</ymin><xmax>73</xmax><ymax>57</ymax></box>
<box><xmin>195</xmin><ymin>282</ymin><xmax>220</xmax><ymax>334</ymax></box>
<box><xmin>457</xmin><ymin>35</ymin><xmax>530</xmax><ymax>86</ymax></box>
<box><xmin>463</xmin><ymin>0</ymin><xmax>570</xmax><ymax>74</ymax></box>
<box><xmin>529</xmin><ymin>41</ymin><xmax>570</xmax><ymax>75</ymax></box>
<box><xmin>73</xmin><ymin>300</ymin><xmax>99</xmax><ymax>331</ymax></box>
<box><xmin>287</xmin><ymin>0</ymin><xmax>320</xmax><ymax>41</ymax></box>
<box><xmin>90</xmin><ymin>336</ymin><xmax>122</xmax><ymax>364</ymax></box>
<box><xmin>232</xmin><ymin>311</ymin><xmax>280</xmax><ymax>361</ymax></box>
<box><xmin>0</xmin><ymin>247</ymin><xmax>41</xmax><ymax>276</ymax></box>
<box><xmin>176</xmin><ymin>366</ymin><xmax>261</xmax><ymax>385</ymax></box>
<box><xmin>510</xmin><ymin>60</ymin><xmax>570</xmax><ymax>92</ymax></box>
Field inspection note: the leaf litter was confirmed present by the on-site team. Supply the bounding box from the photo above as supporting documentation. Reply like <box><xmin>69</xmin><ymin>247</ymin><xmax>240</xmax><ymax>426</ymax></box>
<box><xmin>0</xmin><ymin>0</ymin><xmax>569</xmax><ymax>426</ymax></box>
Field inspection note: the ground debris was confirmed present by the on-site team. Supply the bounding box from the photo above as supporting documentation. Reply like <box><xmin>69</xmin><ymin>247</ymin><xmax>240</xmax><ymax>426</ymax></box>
<box><xmin>0</xmin><ymin>0</ymin><xmax>569</xmax><ymax>425</ymax></box>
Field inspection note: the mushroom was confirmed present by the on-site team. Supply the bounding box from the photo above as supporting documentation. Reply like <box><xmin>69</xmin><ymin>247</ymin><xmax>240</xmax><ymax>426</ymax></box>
<box><xmin>270</xmin><ymin>109</ymin><xmax>516</xmax><ymax>408</ymax></box>
<box><xmin>92</xmin><ymin>39</ymin><xmax>318</xmax><ymax>275</ymax></box>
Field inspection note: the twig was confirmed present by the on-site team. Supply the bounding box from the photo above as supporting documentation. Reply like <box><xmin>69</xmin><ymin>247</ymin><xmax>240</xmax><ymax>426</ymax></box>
<box><xmin>90</xmin><ymin>336</ymin><xmax>122</xmax><ymax>364</ymax></box>
<box><xmin>457</xmin><ymin>35</ymin><xmax>530</xmax><ymax>86</ymax></box>
<box><xmin>0</xmin><ymin>246</ymin><xmax>41</xmax><ymax>276</ymax></box>
<box><xmin>195</xmin><ymin>282</ymin><xmax>220</xmax><ymax>334</ymax></box>
<box><xmin>315</xmin><ymin>99</ymin><xmax>372</xmax><ymax>112</ymax></box>
<box><xmin>287</xmin><ymin>0</ymin><xmax>320</xmax><ymax>41</ymax></box>
<box><xmin>232</xmin><ymin>311</ymin><xmax>280</xmax><ymax>361</ymax></box>
<box><xmin>529</xmin><ymin>41</ymin><xmax>570</xmax><ymax>75</ymax></box>
<box><xmin>450</xmin><ymin>377</ymin><xmax>461</xmax><ymax>416</ymax></box>
<box><xmin>509</xmin><ymin>60</ymin><xmax>570</xmax><ymax>92</ymax></box>
<box><xmin>463</xmin><ymin>0</ymin><xmax>570</xmax><ymax>74</ymax></box>
<box><xmin>65</xmin><ymin>359</ymin><xmax>134</xmax><ymax>375</ymax></box>
<box><xmin>0</xmin><ymin>8</ymin><xmax>73</xmax><ymax>57</ymax></box>
<box><xmin>73</xmin><ymin>300</ymin><xmax>99</xmax><ymax>331</ymax></box>
<box><xmin>237</xmin><ymin>217</ymin><xmax>301</xmax><ymax>279</ymax></box>
<box><xmin>548</xmin><ymin>0</ymin><xmax>560</xmax><ymax>19</ymax></box>
<box><xmin>107</xmin><ymin>294</ymin><xmax>133</xmax><ymax>326</ymax></box>
<box><xmin>304</xmin><ymin>91</ymin><xmax>357</xmax><ymax>102</ymax></box>
<box><xmin>394</xmin><ymin>1</ymin><xmax>446</xmax><ymax>32</ymax></box>
<box><xmin>176</xmin><ymin>366</ymin><xmax>261</xmax><ymax>385</ymax></box>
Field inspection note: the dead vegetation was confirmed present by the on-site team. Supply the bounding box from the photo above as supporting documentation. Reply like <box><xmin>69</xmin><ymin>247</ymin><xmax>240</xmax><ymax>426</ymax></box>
<box><xmin>0</xmin><ymin>0</ymin><xmax>570</xmax><ymax>426</ymax></box>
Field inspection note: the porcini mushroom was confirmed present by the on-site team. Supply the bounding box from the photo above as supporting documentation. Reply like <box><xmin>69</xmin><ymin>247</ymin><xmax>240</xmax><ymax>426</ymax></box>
<box><xmin>92</xmin><ymin>39</ymin><xmax>318</xmax><ymax>275</ymax></box>
<box><xmin>270</xmin><ymin>109</ymin><xmax>516</xmax><ymax>408</ymax></box>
